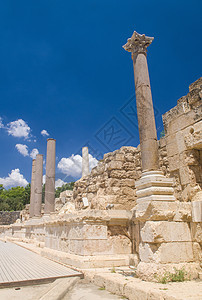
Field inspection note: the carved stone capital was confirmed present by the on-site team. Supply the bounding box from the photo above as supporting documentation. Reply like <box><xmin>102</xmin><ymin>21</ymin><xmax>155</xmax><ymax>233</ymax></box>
<box><xmin>123</xmin><ymin>31</ymin><xmax>154</xmax><ymax>56</ymax></box>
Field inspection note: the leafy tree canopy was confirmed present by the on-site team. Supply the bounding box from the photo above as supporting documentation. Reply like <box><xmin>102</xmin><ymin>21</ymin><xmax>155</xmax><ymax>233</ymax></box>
<box><xmin>0</xmin><ymin>184</ymin><xmax>31</xmax><ymax>211</ymax></box>
<box><xmin>0</xmin><ymin>181</ymin><xmax>75</xmax><ymax>211</ymax></box>
<box><xmin>55</xmin><ymin>182</ymin><xmax>74</xmax><ymax>198</ymax></box>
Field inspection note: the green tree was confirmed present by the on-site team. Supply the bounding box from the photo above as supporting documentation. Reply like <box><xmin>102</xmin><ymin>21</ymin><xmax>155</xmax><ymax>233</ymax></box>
<box><xmin>0</xmin><ymin>184</ymin><xmax>31</xmax><ymax>211</ymax></box>
<box><xmin>55</xmin><ymin>182</ymin><xmax>74</xmax><ymax>198</ymax></box>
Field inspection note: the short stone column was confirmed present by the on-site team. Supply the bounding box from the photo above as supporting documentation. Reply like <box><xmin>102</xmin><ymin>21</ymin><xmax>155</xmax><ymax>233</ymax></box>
<box><xmin>82</xmin><ymin>147</ymin><xmax>89</xmax><ymax>177</ymax></box>
<box><xmin>34</xmin><ymin>154</ymin><xmax>43</xmax><ymax>217</ymax></box>
<box><xmin>29</xmin><ymin>159</ymin><xmax>36</xmax><ymax>218</ymax></box>
<box><xmin>44</xmin><ymin>138</ymin><xmax>56</xmax><ymax>214</ymax></box>
<box><xmin>123</xmin><ymin>31</ymin><xmax>158</xmax><ymax>172</ymax></box>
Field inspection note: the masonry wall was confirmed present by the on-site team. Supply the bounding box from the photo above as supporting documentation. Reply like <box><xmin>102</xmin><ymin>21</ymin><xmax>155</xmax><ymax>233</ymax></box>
<box><xmin>73</xmin><ymin>78</ymin><xmax>202</xmax><ymax>210</ymax></box>
<box><xmin>162</xmin><ymin>77</ymin><xmax>202</xmax><ymax>201</ymax></box>
<box><xmin>0</xmin><ymin>211</ymin><xmax>21</xmax><ymax>225</ymax></box>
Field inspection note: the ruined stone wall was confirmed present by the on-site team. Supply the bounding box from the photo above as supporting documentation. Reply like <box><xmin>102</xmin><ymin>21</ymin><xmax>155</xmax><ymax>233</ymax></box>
<box><xmin>73</xmin><ymin>78</ymin><xmax>201</xmax><ymax>210</ymax></box>
<box><xmin>73</xmin><ymin>144</ymin><xmax>169</xmax><ymax>210</ymax></box>
<box><xmin>0</xmin><ymin>211</ymin><xmax>21</xmax><ymax>225</ymax></box>
<box><xmin>162</xmin><ymin>77</ymin><xmax>202</xmax><ymax>201</ymax></box>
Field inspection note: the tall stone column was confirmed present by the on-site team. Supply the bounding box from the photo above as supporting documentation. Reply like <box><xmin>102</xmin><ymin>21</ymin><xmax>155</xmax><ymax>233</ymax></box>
<box><xmin>123</xmin><ymin>31</ymin><xmax>158</xmax><ymax>172</ymax></box>
<box><xmin>82</xmin><ymin>147</ymin><xmax>89</xmax><ymax>177</ymax></box>
<box><xmin>34</xmin><ymin>154</ymin><xmax>43</xmax><ymax>217</ymax></box>
<box><xmin>122</xmin><ymin>32</ymin><xmax>198</xmax><ymax>282</ymax></box>
<box><xmin>123</xmin><ymin>31</ymin><xmax>175</xmax><ymax>204</ymax></box>
<box><xmin>44</xmin><ymin>138</ymin><xmax>56</xmax><ymax>214</ymax></box>
<box><xmin>29</xmin><ymin>159</ymin><xmax>36</xmax><ymax>218</ymax></box>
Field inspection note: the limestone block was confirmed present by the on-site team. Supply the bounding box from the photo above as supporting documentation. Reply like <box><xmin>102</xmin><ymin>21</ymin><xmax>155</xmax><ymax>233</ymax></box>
<box><xmin>139</xmin><ymin>242</ymin><xmax>194</xmax><ymax>263</ymax></box>
<box><xmin>120</xmin><ymin>179</ymin><xmax>135</xmax><ymax>187</ymax></box>
<box><xmin>140</xmin><ymin>221</ymin><xmax>191</xmax><ymax>243</ymax></box>
<box><xmin>188</xmin><ymin>88</ymin><xmax>201</xmax><ymax>105</ymax></box>
<box><xmin>109</xmin><ymin>170</ymin><xmax>127</xmax><ymax>179</ymax></box>
<box><xmin>166</xmin><ymin>141</ymin><xmax>179</xmax><ymax>157</ymax></box>
<box><xmin>136</xmin><ymin>261</ymin><xmax>200</xmax><ymax>282</ymax></box>
<box><xmin>192</xmin><ymin>242</ymin><xmax>202</xmax><ymax>262</ymax></box>
<box><xmin>173</xmin><ymin>201</ymin><xmax>192</xmax><ymax>222</ymax></box>
<box><xmin>135</xmin><ymin>200</ymin><xmax>177</xmax><ymax>221</ymax></box>
<box><xmin>87</xmin><ymin>185</ymin><xmax>98</xmax><ymax>193</ymax></box>
<box><xmin>179</xmin><ymin>166</ymin><xmax>190</xmax><ymax>185</ymax></box>
<box><xmin>191</xmin><ymin>222</ymin><xmax>202</xmax><ymax>243</ymax></box>
<box><xmin>126</xmin><ymin>170</ymin><xmax>139</xmax><ymax>180</ymax></box>
<box><xmin>189</xmin><ymin>77</ymin><xmax>202</xmax><ymax>92</ymax></box>
<box><xmin>122</xmin><ymin>187</ymin><xmax>135</xmax><ymax>197</ymax></box>
<box><xmin>168</xmin><ymin>154</ymin><xmax>180</xmax><ymax>171</ymax></box>
<box><xmin>192</xmin><ymin>200</ymin><xmax>202</xmax><ymax>222</ymax></box>
<box><xmin>114</xmin><ymin>153</ymin><xmax>125</xmax><ymax>161</ymax></box>
<box><xmin>106</xmin><ymin>161</ymin><xmax>123</xmax><ymax>171</ymax></box>
<box><xmin>123</xmin><ymin>162</ymin><xmax>135</xmax><ymax>171</ymax></box>
<box><xmin>69</xmin><ymin>239</ymin><xmax>111</xmax><ymax>255</ymax></box>
<box><xmin>68</xmin><ymin>224</ymin><xmax>107</xmax><ymax>240</ymax></box>
<box><xmin>105</xmin><ymin>178</ymin><xmax>120</xmax><ymax>187</ymax></box>
<box><xmin>176</xmin><ymin>131</ymin><xmax>187</xmax><ymax>153</ymax></box>
<box><xmin>125</xmin><ymin>154</ymin><xmax>134</xmax><ymax>162</ymax></box>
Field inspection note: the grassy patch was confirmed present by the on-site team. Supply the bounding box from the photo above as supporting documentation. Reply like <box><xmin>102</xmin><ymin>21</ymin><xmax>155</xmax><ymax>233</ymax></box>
<box><xmin>155</xmin><ymin>268</ymin><xmax>188</xmax><ymax>284</ymax></box>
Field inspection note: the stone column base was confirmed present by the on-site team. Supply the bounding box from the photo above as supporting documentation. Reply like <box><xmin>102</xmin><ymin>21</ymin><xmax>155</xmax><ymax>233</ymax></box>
<box><xmin>135</xmin><ymin>171</ymin><xmax>176</xmax><ymax>203</ymax></box>
<box><xmin>136</xmin><ymin>262</ymin><xmax>201</xmax><ymax>282</ymax></box>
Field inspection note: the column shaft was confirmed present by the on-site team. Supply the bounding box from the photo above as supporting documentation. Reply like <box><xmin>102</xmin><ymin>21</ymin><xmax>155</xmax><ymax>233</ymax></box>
<box><xmin>44</xmin><ymin>138</ymin><xmax>56</xmax><ymax>214</ymax></box>
<box><xmin>34</xmin><ymin>154</ymin><xmax>43</xmax><ymax>217</ymax></box>
<box><xmin>29</xmin><ymin>159</ymin><xmax>36</xmax><ymax>218</ymax></box>
<box><xmin>133</xmin><ymin>53</ymin><xmax>159</xmax><ymax>171</ymax></box>
<box><xmin>82</xmin><ymin>147</ymin><xmax>89</xmax><ymax>177</ymax></box>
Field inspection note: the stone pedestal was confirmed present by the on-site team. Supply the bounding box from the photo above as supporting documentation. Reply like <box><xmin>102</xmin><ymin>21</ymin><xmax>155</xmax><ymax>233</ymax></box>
<box><xmin>82</xmin><ymin>147</ymin><xmax>89</xmax><ymax>177</ymax></box>
<box><xmin>34</xmin><ymin>154</ymin><xmax>43</xmax><ymax>217</ymax></box>
<box><xmin>44</xmin><ymin>138</ymin><xmax>56</xmax><ymax>214</ymax></box>
<box><xmin>135</xmin><ymin>171</ymin><xmax>175</xmax><ymax>203</ymax></box>
<box><xmin>29</xmin><ymin>159</ymin><xmax>36</xmax><ymax>218</ymax></box>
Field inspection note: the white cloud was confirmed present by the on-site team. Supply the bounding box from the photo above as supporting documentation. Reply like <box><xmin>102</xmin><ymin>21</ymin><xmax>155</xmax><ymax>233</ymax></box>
<box><xmin>15</xmin><ymin>144</ymin><xmax>29</xmax><ymax>157</ymax></box>
<box><xmin>55</xmin><ymin>179</ymin><xmax>66</xmax><ymax>188</ymax></box>
<box><xmin>0</xmin><ymin>117</ymin><xmax>4</xmax><ymax>128</ymax></box>
<box><xmin>43</xmin><ymin>175</ymin><xmax>46</xmax><ymax>184</ymax></box>
<box><xmin>57</xmin><ymin>154</ymin><xmax>98</xmax><ymax>178</ymax></box>
<box><xmin>0</xmin><ymin>169</ymin><xmax>28</xmax><ymax>188</ymax></box>
<box><xmin>7</xmin><ymin>119</ymin><xmax>30</xmax><ymax>139</ymax></box>
<box><xmin>30</xmin><ymin>148</ymin><xmax>39</xmax><ymax>159</ymax></box>
<box><xmin>41</xmin><ymin>129</ymin><xmax>49</xmax><ymax>137</ymax></box>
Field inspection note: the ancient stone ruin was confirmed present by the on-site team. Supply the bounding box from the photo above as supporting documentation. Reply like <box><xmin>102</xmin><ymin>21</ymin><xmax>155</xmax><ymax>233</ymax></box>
<box><xmin>0</xmin><ymin>31</ymin><xmax>201</xmax><ymax>282</ymax></box>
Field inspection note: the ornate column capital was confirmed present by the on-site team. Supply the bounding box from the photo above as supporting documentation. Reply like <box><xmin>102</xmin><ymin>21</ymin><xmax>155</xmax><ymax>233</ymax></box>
<box><xmin>123</xmin><ymin>31</ymin><xmax>154</xmax><ymax>56</ymax></box>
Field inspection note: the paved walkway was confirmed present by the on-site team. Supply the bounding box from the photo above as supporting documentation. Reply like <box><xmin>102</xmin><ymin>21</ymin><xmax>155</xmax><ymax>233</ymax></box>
<box><xmin>0</xmin><ymin>241</ymin><xmax>82</xmax><ymax>287</ymax></box>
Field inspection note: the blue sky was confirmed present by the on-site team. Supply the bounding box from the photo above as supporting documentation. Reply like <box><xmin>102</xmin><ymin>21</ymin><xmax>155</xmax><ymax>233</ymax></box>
<box><xmin>0</xmin><ymin>0</ymin><xmax>201</xmax><ymax>188</ymax></box>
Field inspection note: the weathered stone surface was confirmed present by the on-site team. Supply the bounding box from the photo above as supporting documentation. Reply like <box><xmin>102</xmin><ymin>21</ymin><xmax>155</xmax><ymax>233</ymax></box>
<box><xmin>0</xmin><ymin>211</ymin><xmax>21</xmax><ymax>225</ymax></box>
<box><xmin>136</xmin><ymin>261</ymin><xmax>200</xmax><ymax>282</ymax></box>
<box><xmin>192</xmin><ymin>200</ymin><xmax>202</xmax><ymax>222</ymax></box>
<box><xmin>139</xmin><ymin>242</ymin><xmax>194</xmax><ymax>263</ymax></box>
<box><xmin>141</xmin><ymin>221</ymin><xmax>191</xmax><ymax>243</ymax></box>
<box><xmin>135</xmin><ymin>201</ymin><xmax>177</xmax><ymax>221</ymax></box>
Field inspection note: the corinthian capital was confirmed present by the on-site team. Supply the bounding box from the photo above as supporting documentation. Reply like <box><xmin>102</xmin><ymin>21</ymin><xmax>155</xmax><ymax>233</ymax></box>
<box><xmin>123</xmin><ymin>31</ymin><xmax>154</xmax><ymax>55</ymax></box>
